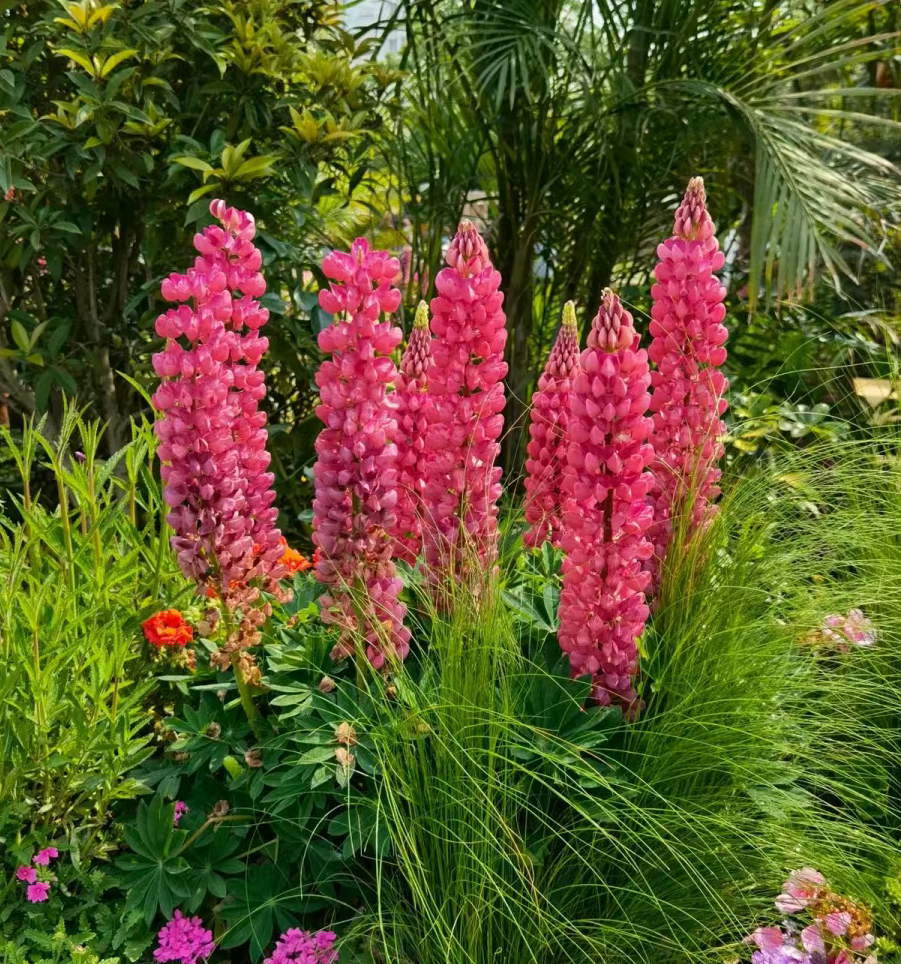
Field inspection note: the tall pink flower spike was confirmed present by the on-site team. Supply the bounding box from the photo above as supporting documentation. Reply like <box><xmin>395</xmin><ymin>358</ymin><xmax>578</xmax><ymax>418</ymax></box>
<box><xmin>647</xmin><ymin>177</ymin><xmax>729</xmax><ymax>585</ymax></box>
<box><xmin>422</xmin><ymin>220</ymin><xmax>508</xmax><ymax>586</ymax></box>
<box><xmin>313</xmin><ymin>238</ymin><xmax>411</xmax><ymax>669</ymax></box>
<box><xmin>392</xmin><ymin>301</ymin><xmax>432</xmax><ymax>564</ymax></box>
<box><xmin>523</xmin><ymin>301</ymin><xmax>580</xmax><ymax>548</ymax></box>
<box><xmin>558</xmin><ymin>289</ymin><xmax>655</xmax><ymax>716</ymax></box>
<box><xmin>152</xmin><ymin>199</ymin><xmax>287</xmax><ymax>684</ymax></box>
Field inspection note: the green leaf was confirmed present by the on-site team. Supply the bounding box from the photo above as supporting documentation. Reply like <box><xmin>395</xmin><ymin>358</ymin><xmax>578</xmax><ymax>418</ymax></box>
<box><xmin>234</xmin><ymin>155</ymin><xmax>279</xmax><ymax>180</ymax></box>
<box><xmin>99</xmin><ymin>48</ymin><xmax>138</xmax><ymax>78</ymax></box>
<box><xmin>34</xmin><ymin>370</ymin><xmax>54</xmax><ymax>412</ymax></box>
<box><xmin>10</xmin><ymin>319</ymin><xmax>29</xmax><ymax>352</ymax></box>
<box><xmin>187</xmin><ymin>183</ymin><xmax>218</xmax><ymax>205</ymax></box>
<box><xmin>172</xmin><ymin>155</ymin><xmax>214</xmax><ymax>173</ymax></box>
<box><xmin>297</xmin><ymin>745</ymin><xmax>337</xmax><ymax>766</ymax></box>
<box><xmin>52</xmin><ymin>220</ymin><xmax>82</xmax><ymax>234</ymax></box>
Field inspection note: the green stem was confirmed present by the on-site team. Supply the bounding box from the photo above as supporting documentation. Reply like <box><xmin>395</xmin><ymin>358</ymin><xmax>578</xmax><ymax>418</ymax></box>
<box><xmin>221</xmin><ymin>605</ymin><xmax>261</xmax><ymax>737</ymax></box>
<box><xmin>55</xmin><ymin>464</ymin><xmax>76</xmax><ymax>594</ymax></box>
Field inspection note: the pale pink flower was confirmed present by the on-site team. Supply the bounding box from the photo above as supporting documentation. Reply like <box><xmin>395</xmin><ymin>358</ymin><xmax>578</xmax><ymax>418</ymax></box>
<box><xmin>751</xmin><ymin>927</ymin><xmax>787</xmax><ymax>951</ymax></box>
<box><xmin>821</xmin><ymin>610</ymin><xmax>876</xmax><ymax>651</ymax></box>
<box><xmin>800</xmin><ymin>925</ymin><xmax>825</xmax><ymax>956</ymax></box>
<box><xmin>824</xmin><ymin>911</ymin><xmax>853</xmax><ymax>937</ymax></box>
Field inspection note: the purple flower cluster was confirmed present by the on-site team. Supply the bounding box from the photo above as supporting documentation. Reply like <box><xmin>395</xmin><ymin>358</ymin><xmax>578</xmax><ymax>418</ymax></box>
<box><xmin>154</xmin><ymin>910</ymin><xmax>216</xmax><ymax>964</ymax></box>
<box><xmin>263</xmin><ymin>928</ymin><xmax>338</xmax><ymax>964</ymax></box>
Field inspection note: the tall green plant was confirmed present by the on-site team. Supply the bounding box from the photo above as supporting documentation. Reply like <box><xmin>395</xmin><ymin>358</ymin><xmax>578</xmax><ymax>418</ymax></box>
<box><xmin>0</xmin><ymin>406</ymin><xmax>183</xmax><ymax>854</ymax></box>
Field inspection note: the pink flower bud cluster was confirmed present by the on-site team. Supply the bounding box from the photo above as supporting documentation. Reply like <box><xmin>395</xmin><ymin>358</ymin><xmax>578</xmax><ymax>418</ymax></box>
<box><xmin>313</xmin><ymin>238</ymin><xmax>411</xmax><ymax>669</ymax></box>
<box><xmin>392</xmin><ymin>300</ymin><xmax>432</xmax><ymax>564</ymax></box>
<box><xmin>263</xmin><ymin>928</ymin><xmax>338</xmax><ymax>964</ymax></box>
<box><xmin>422</xmin><ymin>221</ymin><xmax>508</xmax><ymax>581</ymax></box>
<box><xmin>523</xmin><ymin>301</ymin><xmax>580</xmax><ymax>548</ymax></box>
<box><xmin>558</xmin><ymin>289</ymin><xmax>654</xmax><ymax>715</ymax></box>
<box><xmin>152</xmin><ymin>199</ymin><xmax>285</xmax><ymax>598</ymax></box>
<box><xmin>647</xmin><ymin>177</ymin><xmax>729</xmax><ymax>574</ymax></box>
<box><xmin>154</xmin><ymin>910</ymin><xmax>215</xmax><ymax>964</ymax></box>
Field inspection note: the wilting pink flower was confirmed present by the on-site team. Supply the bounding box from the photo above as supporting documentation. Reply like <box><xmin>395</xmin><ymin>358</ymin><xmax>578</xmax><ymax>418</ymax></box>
<box><xmin>647</xmin><ymin>176</ymin><xmax>729</xmax><ymax>585</ymax></box>
<box><xmin>32</xmin><ymin>847</ymin><xmax>58</xmax><ymax>866</ymax></box>
<box><xmin>392</xmin><ymin>300</ymin><xmax>432</xmax><ymax>564</ymax></box>
<box><xmin>821</xmin><ymin>610</ymin><xmax>876</xmax><ymax>651</ymax></box>
<box><xmin>313</xmin><ymin>238</ymin><xmax>410</xmax><ymax>669</ymax></box>
<box><xmin>850</xmin><ymin>935</ymin><xmax>875</xmax><ymax>952</ymax></box>
<box><xmin>154</xmin><ymin>910</ymin><xmax>215</xmax><ymax>964</ymax></box>
<box><xmin>16</xmin><ymin>866</ymin><xmax>36</xmax><ymax>883</ymax></box>
<box><xmin>152</xmin><ymin>200</ymin><xmax>285</xmax><ymax>599</ymax></box>
<box><xmin>173</xmin><ymin>801</ymin><xmax>189</xmax><ymax>826</ymax></box>
<box><xmin>524</xmin><ymin>301</ymin><xmax>580</xmax><ymax>548</ymax></box>
<box><xmin>558</xmin><ymin>289</ymin><xmax>655</xmax><ymax>715</ymax></box>
<box><xmin>263</xmin><ymin>928</ymin><xmax>338</xmax><ymax>964</ymax></box>
<box><xmin>422</xmin><ymin>221</ymin><xmax>508</xmax><ymax>586</ymax></box>
<box><xmin>26</xmin><ymin>881</ymin><xmax>50</xmax><ymax>903</ymax></box>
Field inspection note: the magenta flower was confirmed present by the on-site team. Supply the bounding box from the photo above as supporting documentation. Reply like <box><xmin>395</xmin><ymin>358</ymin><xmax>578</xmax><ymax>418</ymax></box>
<box><xmin>558</xmin><ymin>289</ymin><xmax>655</xmax><ymax>715</ymax></box>
<box><xmin>422</xmin><ymin>220</ymin><xmax>508</xmax><ymax>585</ymax></box>
<box><xmin>32</xmin><ymin>847</ymin><xmax>58</xmax><ymax>866</ymax></box>
<box><xmin>263</xmin><ymin>927</ymin><xmax>338</xmax><ymax>964</ymax></box>
<box><xmin>154</xmin><ymin>910</ymin><xmax>215</xmax><ymax>964</ymax></box>
<box><xmin>647</xmin><ymin>176</ymin><xmax>729</xmax><ymax>584</ymax></box>
<box><xmin>26</xmin><ymin>881</ymin><xmax>50</xmax><ymax>903</ymax></box>
<box><xmin>152</xmin><ymin>200</ymin><xmax>286</xmax><ymax>600</ymax></box>
<box><xmin>821</xmin><ymin>610</ymin><xmax>876</xmax><ymax>651</ymax></box>
<box><xmin>16</xmin><ymin>865</ymin><xmax>36</xmax><ymax>883</ymax></box>
<box><xmin>523</xmin><ymin>301</ymin><xmax>580</xmax><ymax>549</ymax></box>
<box><xmin>392</xmin><ymin>300</ymin><xmax>433</xmax><ymax>564</ymax></box>
<box><xmin>313</xmin><ymin>238</ymin><xmax>411</xmax><ymax>669</ymax></box>
<box><xmin>173</xmin><ymin>800</ymin><xmax>189</xmax><ymax>827</ymax></box>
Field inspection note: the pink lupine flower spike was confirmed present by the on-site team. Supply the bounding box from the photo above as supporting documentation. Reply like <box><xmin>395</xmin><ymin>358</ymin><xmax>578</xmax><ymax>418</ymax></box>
<box><xmin>647</xmin><ymin>176</ymin><xmax>729</xmax><ymax>587</ymax></box>
<box><xmin>559</xmin><ymin>289</ymin><xmax>655</xmax><ymax>716</ymax></box>
<box><xmin>422</xmin><ymin>220</ymin><xmax>508</xmax><ymax>587</ymax></box>
<box><xmin>313</xmin><ymin>238</ymin><xmax>411</xmax><ymax>669</ymax></box>
<box><xmin>524</xmin><ymin>301</ymin><xmax>580</xmax><ymax>548</ymax></box>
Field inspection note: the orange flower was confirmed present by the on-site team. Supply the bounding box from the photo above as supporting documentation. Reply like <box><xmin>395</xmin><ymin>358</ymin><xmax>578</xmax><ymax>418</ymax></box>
<box><xmin>142</xmin><ymin>609</ymin><xmax>194</xmax><ymax>649</ymax></box>
<box><xmin>278</xmin><ymin>537</ymin><xmax>311</xmax><ymax>575</ymax></box>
